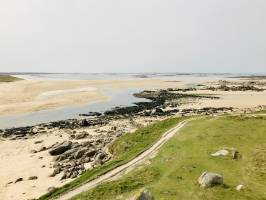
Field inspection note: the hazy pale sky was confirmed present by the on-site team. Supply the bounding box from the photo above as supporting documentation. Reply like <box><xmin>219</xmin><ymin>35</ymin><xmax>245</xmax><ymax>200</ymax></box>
<box><xmin>0</xmin><ymin>0</ymin><xmax>265</xmax><ymax>73</ymax></box>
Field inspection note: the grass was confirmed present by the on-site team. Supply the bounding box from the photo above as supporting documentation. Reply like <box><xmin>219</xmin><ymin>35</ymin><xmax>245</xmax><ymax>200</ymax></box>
<box><xmin>38</xmin><ymin>117</ymin><xmax>185</xmax><ymax>200</ymax></box>
<box><xmin>72</xmin><ymin>115</ymin><xmax>266</xmax><ymax>200</ymax></box>
<box><xmin>0</xmin><ymin>75</ymin><xmax>23</xmax><ymax>82</ymax></box>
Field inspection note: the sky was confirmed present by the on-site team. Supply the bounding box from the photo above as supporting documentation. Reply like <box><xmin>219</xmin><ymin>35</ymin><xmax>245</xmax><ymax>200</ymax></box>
<box><xmin>0</xmin><ymin>0</ymin><xmax>265</xmax><ymax>73</ymax></box>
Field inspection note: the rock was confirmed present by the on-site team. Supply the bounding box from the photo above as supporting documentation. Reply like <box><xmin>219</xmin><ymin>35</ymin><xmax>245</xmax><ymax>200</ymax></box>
<box><xmin>75</xmin><ymin>132</ymin><xmax>88</xmax><ymax>139</ymax></box>
<box><xmin>79</xmin><ymin>119</ymin><xmax>89</xmax><ymax>127</ymax></box>
<box><xmin>236</xmin><ymin>184</ymin><xmax>245</xmax><ymax>191</ymax></box>
<box><xmin>38</xmin><ymin>146</ymin><xmax>47</xmax><ymax>152</ymax></box>
<box><xmin>47</xmin><ymin>187</ymin><xmax>56</xmax><ymax>192</ymax></box>
<box><xmin>132</xmin><ymin>189</ymin><xmax>154</xmax><ymax>200</ymax></box>
<box><xmin>211</xmin><ymin>149</ymin><xmax>229</xmax><ymax>157</ymax></box>
<box><xmin>49</xmin><ymin>167</ymin><xmax>61</xmax><ymax>177</ymax></box>
<box><xmin>28</xmin><ymin>176</ymin><xmax>38</xmax><ymax>180</ymax></box>
<box><xmin>85</xmin><ymin>149</ymin><xmax>97</xmax><ymax>157</ymax></box>
<box><xmin>198</xmin><ymin>171</ymin><xmax>223</xmax><ymax>188</ymax></box>
<box><xmin>49</xmin><ymin>141</ymin><xmax>72</xmax><ymax>155</ymax></box>
<box><xmin>231</xmin><ymin>150</ymin><xmax>241</xmax><ymax>159</ymax></box>
<box><xmin>34</xmin><ymin>140</ymin><xmax>43</xmax><ymax>144</ymax></box>
<box><xmin>70</xmin><ymin>171</ymin><xmax>78</xmax><ymax>179</ymax></box>
<box><xmin>15</xmin><ymin>178</ymin><xmax>23</xmax><ymax>183</ymax></box>
<box><xmin>74</xmin><ymin>148</ymin><xmax>87</xmax><ymax>159</ymax></box>
<box><xmin>30</xmin><ymin>150</ymin><xmax>37</xmax><ymax>154</ymax></box>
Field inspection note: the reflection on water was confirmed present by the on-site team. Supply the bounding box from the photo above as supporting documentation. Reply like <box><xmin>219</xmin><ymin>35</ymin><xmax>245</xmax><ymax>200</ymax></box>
<box><xmin>0</xmin><ymin>88</ymin><xmax>149</xmax><ymax>129</ymax></box>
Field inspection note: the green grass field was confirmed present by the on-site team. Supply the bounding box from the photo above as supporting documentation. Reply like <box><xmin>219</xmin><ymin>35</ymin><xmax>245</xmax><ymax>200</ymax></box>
<box><xmin>0</xmin><ymin>75</ymin><xmax>23</xmax><ymax>82</ymax></box>
<box><xmin>73</xmin><ymin>115</ymin><xmax>266</xmax><ymax>200</ymax></box>
<box><xmin>39</xmin><ymin>117</ymin><xmax>185</xmax><ymax>200</ymax></box>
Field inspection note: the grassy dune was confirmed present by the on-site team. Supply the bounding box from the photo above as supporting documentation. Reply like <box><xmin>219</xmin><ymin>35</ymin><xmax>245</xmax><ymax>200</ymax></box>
<box><xmin>39</xmin><ymin>117</ymin><xmax>185</xmax><ymax>200</ymax></box>
<box><xmin>0</xmin><ymin>75</ymin><xmax>23</xmax><ymax>82</ymax></box>
<box><xmin>73</xmin><ymin>115</ymin><xmax>266</xmax><ymax>200</ymax></box>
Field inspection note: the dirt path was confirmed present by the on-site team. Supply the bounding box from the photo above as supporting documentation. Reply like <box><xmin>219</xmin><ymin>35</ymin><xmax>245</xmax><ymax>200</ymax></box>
<box><xmin>56</xmin><ymin>119</ymin><xmax>192</xmax><ymax>200</ymax></box>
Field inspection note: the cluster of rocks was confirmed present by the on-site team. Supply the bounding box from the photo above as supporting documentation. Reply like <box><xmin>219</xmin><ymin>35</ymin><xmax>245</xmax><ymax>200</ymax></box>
<box><xmin>197</xmin><ymin>148</ymin><xmax>243</xmax><ymax>190</ymax></box>
<box><xmin>0</xmin><ymin>88</ymin><xmax>233</xmax><ymax>141</ymax></box>
<box><xmin>104</xmin><ymin>89</ymin><xmax>220</xmax><ymax>117</ymax></box>
<box><xmin>207</xmin><ymin>84</ymin><xmax>264</xmax><ymax>92</ymax></box>
<box><xmin>7</xmin><ymin>176</ymin><xmax>38</xmax><ymax>185</ymax></box>
<box><xmin>44</xmin><ymin>140</ymin><xmax>111</xmax><ymax>180</ymax></box>
<box><xmin>0</xmin><ymin>118</ymin><xmax>107</xmax><ymax>139</ymax></box>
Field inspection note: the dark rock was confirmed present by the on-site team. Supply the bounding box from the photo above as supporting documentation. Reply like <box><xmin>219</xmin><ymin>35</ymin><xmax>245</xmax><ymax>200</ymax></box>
<box><xmin>75</xmin><ymin>132</ymin><xmax>88</xmax><ymax>140</ymax></box>
<box><xmin>30</xmin><ymin>150</ymin><xmax>37</xmax><ymax>154</ymax></box>
<box><xmin>49</xmin><ymin>141</ymin><xmax>72</xmax><ymax>156</ymax></box>
<box><xmin>70</xmin><ymin>171</ymin><xmax>78</xmax><ymax>179</ymax></box>
<box><xmin>74</xmin><ymin>148</ymin><xmax>87</xmax><ymax>159</ymax></box>
<box><xmin>15</xmin><ymin>178</ymin><xmax>23</xmax><ymax>183</ymax></box>
<box><xmin>28</xmin><ymin>176</ymin><xmax>38</xmax><ymax>180</ymax></box>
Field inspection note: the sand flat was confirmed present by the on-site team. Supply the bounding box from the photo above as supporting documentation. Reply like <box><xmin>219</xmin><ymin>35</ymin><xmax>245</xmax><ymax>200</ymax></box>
<box><xmin>0</xmin><ymin>78</ymin><xmax>181</xmax><ymax>116</ymax></box>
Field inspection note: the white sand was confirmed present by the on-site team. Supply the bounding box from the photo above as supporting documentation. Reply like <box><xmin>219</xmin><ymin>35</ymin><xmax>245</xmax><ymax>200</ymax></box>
<box><xmin>0</xmin><ymin>133</ymin><xmax>72</xmax><ymax>200</ymax></box>
<box><xmin>179</xmin><ymin>90</ymin><xmax>266</xmax><ymax>109</ymax></box>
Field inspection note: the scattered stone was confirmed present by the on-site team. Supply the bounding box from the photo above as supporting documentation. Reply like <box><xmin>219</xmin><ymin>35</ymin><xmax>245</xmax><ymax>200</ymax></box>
<box><xmin>15</xmin><ymin>178</ymin><xmax>23</xmax><ymax>183</ymax></box>
<box><xmin>198</xmin><ymin>171</ymin><xmax>223</xmax><ymax>188</ymax></box>
<box><xmin>38</xmin><ymin>146</ymin><xmax>47</xmax><ymax>152</ymax></box>
<box><xmin>47</xmin><ymin>187</ymin><xmax>56</xmax><ymax>192</ymax></box>
<box><xmin>236</xmin><ymin>184</ymin><xmax>245</xmax><ymax>191</ymax></box>
<box><xmin>28</xmin><ymin>176</ymin><xmax>38</xmax><ymax>180</ymax></box>
<box><xmin>232</xmin><ymin>150</ymin><xmax>241</xmax><ymax>159</ymax></box>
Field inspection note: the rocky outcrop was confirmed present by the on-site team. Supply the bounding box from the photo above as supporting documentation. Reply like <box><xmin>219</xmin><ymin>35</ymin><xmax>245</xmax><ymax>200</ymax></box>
<box><xmin>47</xmin><ymin>138</ymin><xmax>111</xmax><ymax>180</ymax></box>
<box><xmin>207</xmin><ymin>84</ymin><xmax>264</xmax><ymax>92</ymax></box>
<box><xmin>49</xmin><ymin>141</ymin><xmax>72</xmax><ymax>156</ymax></box>
<box><xmin>198</xmin><ymin>171</ymin><xmax>223</xmax><ymax>188</ymax></box>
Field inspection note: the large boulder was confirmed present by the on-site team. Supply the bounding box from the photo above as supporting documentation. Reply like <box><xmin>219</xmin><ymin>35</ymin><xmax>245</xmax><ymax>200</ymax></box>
<box><xmin>198</xmin><ymin>171</ymin><xmax>223</xmax><ymax>188</ymax></box>
<box><xmin>132</xmin><ymin>189</ymin><xmax>154</xmax><ymax>200</ymax></box>
<box><xmin>211</xmin><ymin>149</ymin><xmax>229</xmax><ymax>157</ymax></box>
<box><xmin>49</xmin><ymin>141</ymin><xmax>72</xmax><ymax>156</ymax></box>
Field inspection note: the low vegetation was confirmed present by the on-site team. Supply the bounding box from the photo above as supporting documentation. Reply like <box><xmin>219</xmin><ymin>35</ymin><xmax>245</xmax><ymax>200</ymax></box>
<box><xmin>0</xmin><ymin>75</ymin><xmax>23</xmax><ymax>82</ymax></box>
<box><xmin>39</xmin><ymin>117</ymin><xmax>185</xmax><ymax>200</ymax></box>
<box><xmin>73</xmin><ymin>115</ymin><xmax>266</xmax><ymax>200</ymax></box>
